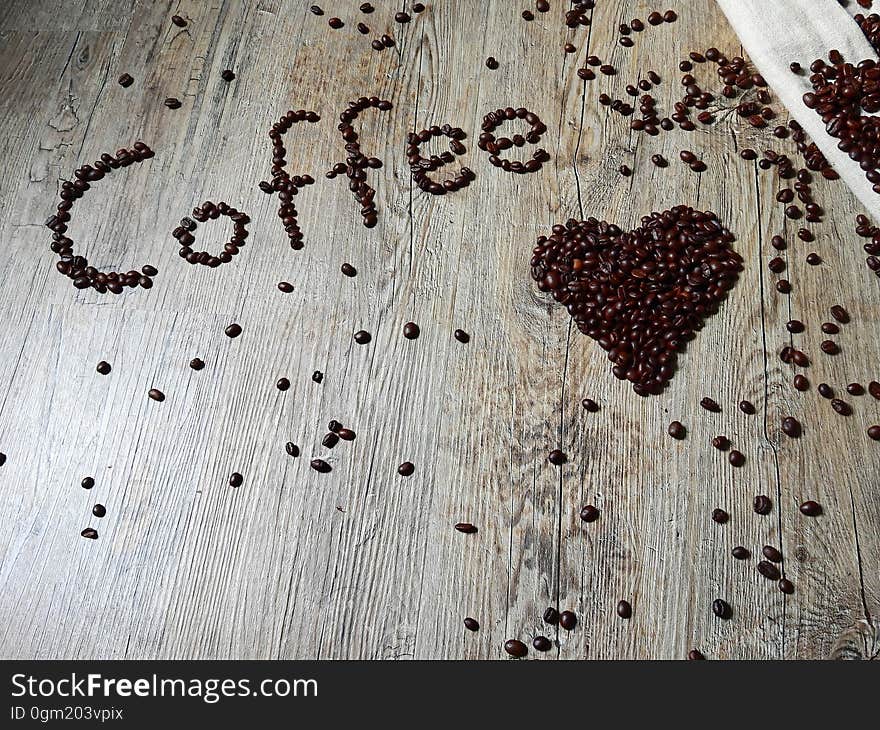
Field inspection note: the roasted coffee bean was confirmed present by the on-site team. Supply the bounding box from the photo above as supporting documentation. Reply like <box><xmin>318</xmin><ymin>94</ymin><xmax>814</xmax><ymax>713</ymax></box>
<box><xmin>791</xmin><ymin>349</ymin><xmax>809</xmax><ymax>367</ymax></box>
<box><xmin>778</xmin><ymin>579</ymin><xmax>795</xmax><ymax>594</ymax></box>
<box><xmin>504</xmin><ymin>639</ymin><xmax>528</xmax><ymax>658</ymax></box>
<box><xmin>757</xmin><ymin>560</ymin><xmax>781</xmax><ymax>580</ymax></box>
<box><xmin>869</xmin><ymin>381</ymin><xmax>880</xmax><ymax>400</ymax></box>
<box><xmin>753</xmin><ymin>495</ymin><xmax>772</xmax><ymax>515</ymax></box>
<box><xmin>548</xmin><ymin>449</ymin><xmax>567</xmax><ymax>465</ymax></box>
<box><xmin>310</xmin><ymin>458</ymin><xmax>331</xmax><ymax>473</ymax></box>
<box><xmin>688</xmin><ymin>649</ymin><xmax>706</xmax><ymax>660</ymax></box>
<box><xmin>521</xmin><ymin>9</ymin><xmax>534</xmax><ymax>20</ymax></box>
<box><xmin>229</xmin><ymin>472</ymin><xmax>243</xmax><ymax>488</ymax></box>
<box><xmin>398</xmin><ymin>461</ymin><xmax>415</xmax><ymax>476</ymax></box>
<box><xmin>663</xmin><ymin>10</ymin><xmax>677</xmax><ymax>22</ymax></box>
<box><xmin>148</xmin><ymin>388</ymin><xmax>165</xmax><ymax>402</ymax></box>
<box><xmin>543</xmin><ymin>607</ymin><xmax>559</xmax><ymax>624</ymax></box>
<box><xmin>454</xmin><ymin>329</ymin><xmax>470</xmax><ymax>343</ymax></box>
<box><xmin>560</xmin><ymin>611</ymin><xmax>577</xmax><ymax>630</ymax></box>
<box><xmin>171</xmin><ymin>14</ymin><xmax>187</xmax><ymax>26</ymax></box>
<box><xmin>831</xmin><ymin>399</ymin><xmax>851</xmax><ymax>416</ymax></box>
<box><xmin>776</xmin><ymin>279</ymin><xmax>791</xmax><ymax>294</ymax></box>
<box><xmin>328</xmin><ymin>17</ymin><xmax>343</xmax><ymax>29</ymax></box>
<box><xmin>359</xmin><ymin>2</ymin><xmax>374</xmax><ymax>12</ymax></box>
<box><xmin>189</xmin><ymin>358</ymin><xmax>205</xmax><ymax>370</ymax></box>
<box><xmin>118</xmin><ymin>73</ymin><xmax>134</xmax><ymax>87</ymax></box>
<box><xmin>793</xmin><ymin>374</ymin><xmax>809</xmax><ymax>391</ymax></box>
<box><xmin>579</xmin><ymin>505</ymin><xmax>600</xmax><ymax>523</ymax></box>
<box><xmin>338</xmin><ymin>428</ymin><xmax>356</xmax><ymax>441</ymax></box>
<box><xmin>328</xmin><ymin>420</ymin><xmax>342</xmax><ymax>433</ymax></box>
<box><xmin>322</xmin><ymin>432</ymin><xmax>339</xmax><ymax>449</ymax></box>
<box><xmin>81</xmin><ymin>528</ymin><xmax>98</xmax><ymax>540</ymax></box>
<box><xmin>96</xmin><ymin>361</ymin><xmax>111</xmax><ymax>375</ymax></box>
<box><xmin>768</xmin><ymin>257</ymin><xmax>785</xmax><ymax>273</ymax></box>
<box><xmin>648</xmin><ymin>11</ymin><xmax>663</xmax><ymax>24</ymax></box>
<box><xmin>533</xmin><ymin>636</ymin><xmax>553</xmax><ymax>651</ymax></box>
<box><xmin>353</xmin><ymin>330</ymin><xmax>371</xmax><ymax>344</ymax></box>
<box><xmin>276</xmin><ymin>377</ymin><xmax>290</xmax><ymax>391</ymax></box>
<box><xmin>220</xmin><ymin>69</ymin><xmax>235</xmax><ymax>82</ymax></box>
<box><xmin>781</xmin><ymin>416</ymin><xmax>802</xmax><ymax>438</ymax></box>
<box><xmin>806</xmin><ymin>252</ymin><xmax>822</xmax><ymax>265</ymax></box>
<box><xmin>712</xmin><ymin>598</ymin><xmax>732</xmax><ymax>619</ymax></box>
<box><xmin>700</xmin><ymin>397</ymin><xmax>720</xmax><ymax>412</ymax></box>
<box><xmin>739</xmin><ymin>399</ymin><xmax>756</xmax><ymax>415</ymax></box>
<box><xmin>278</xmin><ymin>281</ymin><xmax>294</xmax><ymax>293</ymax></box>
<box><xmin>728</xmin><ymin>450</ymin><xmax>745</xmax><ymax>467</ymax></box>
<box><xmin>762</xmin><ymin>545</ymin><xmax>783</xmax><ymax>562</ymax></box>
<box><xmin>224</xmin><ymin>323</ymin><xmax>242</xmax><ymax>338</ymax></box>
<box><xmin>285</xmin><ymin>442</ymin><xmax>300</xmax><ymax>457</ymax></box>
<box><xmin>711</xmin><ymin>508</ymin><xmax>729</xmax><ymax>524</ymax></box>
<box><xmin>711</xmin><ymin>435</ymin><xmax>730</xmax><ymax>451</ymax></box>
<box><xmin>356</xmin><ymin>22</ymin><xmax>369</xmax><ymax>34</ymax></box>
<box><xmin>164</xmin><ymin>97</ymin><xmax>182</xmax><ymax>109</ymax></box>
<box><xmin>403</xmin><ymin>322</ymin><xmax>420</xmax><ymax>340</ymax></box>
<box><xmin>731</xmin><ymin>546</ymin><xmax>750</xmax><ymax>560</ymax></box>
<box><xmin>830</xmin><ymin>305</ymin><xmax>849</xmax><ymax>324</ymax></box>
<box><xmin>786</xmin><ymin>319</ymin><xmax>805</xmax><ymax>333</ymax></box>
<box><xmin>464</xmin><ymin>617</ymin><xmax>479</xmax><ymax>631</ymax></box>
<box><xmin>454</xmin><ymin>522</ymin><xmax>478</xmax><ymax>534</ymax></box>
<box><xmin>818</xmin><ymin>383</ymin><xmax>834</xmax><ymax>399</ymax></box>
<box><xmin>381</xmin><ymin>34</ymin><xmax>395</xmax><ymax>47</ymax></box>
<box><xmin>821</xmin><ymin>322</ymin><xmax>839</xmax><ymax>335</ymax></box>
<box><xmin>820</xmin><ymin>340</ymin><xmax>840</xmax><ymax>355</ymax></box>
<box><xmin>341</xmin><ymin>263</ymin><xmax>357</xmax><ymax>277</ymax></box>
<box><xmin>413</xmin><ymin>2</ymin><xmax>425</xmax><ymax>12</ymax></box>
<box><xmin>81</xmin><ymin>476</ymin><xmax>95</xmax><ymax>490</ymax></box>
<box><xmin>667</xmin><ymin>420</ymin><xmax>686</xmax><ymax>439</ymax></box>
<box><xmin>616</xmin><ymin>600</ymin><xmax>632</xmax><ymax>619</ymax></box>
<box><xmin>582</xmin><ymin>398</ymin><xmax>599</xmax><ymax>411</ymax></box>
<box><xmin>92</xmin><ymin>503</ymin><xmax>106</xmax><ymax>518</ymax></box>
<box><xmin>486</xmin><ymin>56</ymin><xmax>499</xmax><ymax>70</ymax></box>
<box><xmin>312</xmin><ymin>371</ymin><xmax>323</xmax><ymax>383</ymax></box>
<box><xmin>799</xmin><ymin>500</ymin><xmax>822</xmax><ymax>516</ymax></box>
<box><xmin>869</xmin><ymin>425</ymin><xmax>880</xmax><ymax>441</ymax></box>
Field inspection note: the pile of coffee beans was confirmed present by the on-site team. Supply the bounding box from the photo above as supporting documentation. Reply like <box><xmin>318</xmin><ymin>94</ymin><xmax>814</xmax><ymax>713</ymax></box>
<box><xmin>407</xmin><ymin>125</ymin><xmax>475</xmax><ymax>194</ymax></box>
<box><xmin>172</xmin><ymin>202</ymin><xmax>250</xmax><ymax>267</ymax></box>
<box><xmin>49</xmin><ymin>142</ymin><xmax>158</xmax><ymax>293</ymax></box>
<box><xmin>530</xmin><ymin>207</ymin><xmax>742</xmax><ymax>396</ymax></box>
<box><xmin>478</xmin><ymin>106</ymin><xmax>550</xmax><ymax>174</ymax></box>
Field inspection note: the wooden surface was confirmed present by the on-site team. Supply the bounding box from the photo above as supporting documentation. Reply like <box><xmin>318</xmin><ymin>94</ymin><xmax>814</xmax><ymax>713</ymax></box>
<box><xmin>0</xmin><ymin>0</ymin><xmax>877</xmax><ymax>660</ymax></box>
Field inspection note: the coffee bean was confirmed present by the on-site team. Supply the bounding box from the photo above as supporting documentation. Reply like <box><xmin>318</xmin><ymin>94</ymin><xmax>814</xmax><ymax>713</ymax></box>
<box><xmin>92</xmin><ymin>504</ymin><xmax>106</xmax><ymax>518</ymax></box>
<box><xmin>278</xmin><ymin>281</ymin><xmax>294</xmax><ymax>293</ymax></box>
<box><xmin>381</xmin><ymin>34</ymin><xmax>395</xmax><ymax>47</ymax></box>
<box><xmin>579</xmin><ymin>505</ymin><xmax>600</xmax><ymax>522</ymax></box>
<box><xmin>688</xmin><ymin>649</ymin><xmax>706</xmax><ymax>660</ymax></box>
<box><xmin>453</xmin><ymin>328</ymin><xmax>470</xmax><ymax>344</ymax></box>
<box><xmin>651</xmin><ymin>154</ymin><xmax>667</xmax><ymax>167</ymax></box>
<box><xmin>799</xmin><ymin>500</ymin><xmax>822</xmax><ymax>516</ymax></box>
<box><xmin>700</xmin><ymin>397</ymin><xmax>720</xmax><ymax>412</ymax></box>
<box><xmin>454</xmin><ymin>522</ymin><xmax>477</xmax><ymax>534</ymax></box>
<box><xmin>328</xmin><ymin>17</ymin><xmax>343</xmax><ymax>29</ymax></box>
<box><xmin>521</xmin><ymin>9</ymin><xmax>534</xmax><ymax>20</ymax></box>
<box><xmin>776</xmin><ymin>279</ymin><xmax>791</xmax><ymax>294</ymax></box>
<box><xmin>229</xmin><ymin>472</ymin><xmax>243</xmax><ymax>488</ymax></box>
<box><xmin>118</xmin><ymin>73</ymin><xmax>134</xmax><ymax>87</ymax></box>
<box><xmin>533</xmin><ymin>636</ymin><xmax>553</xmax><ymax>651</ymax></box>
<box><xmin>398</xmin><ymin>461</ymin><xmax>415</xmax><ymax>476</ymax></box>
<box><xmin>276</xmin><ymin>377</ymin><xmax>290</xmax><ymax>391</ymax></box>
<box><xmin>582</xmin><ymin>398</ymin><xmax>599</xmax><ymax>411</ymax></box>
<box><xmin>831</xmin><ymin>399</ymin><xmax>851</xmax><ymax>416</ymax></box>
<box><xmin>464</xmin><ymin>617</ymin><xmax>479</xmax><ymax>631</ymax></box>
<box><xmin>413</xmin><ymin>2</ymin><xmax>425</xmax><ymax>12</ymax></box>
<box><xmin>739</xmin><ymin>399</ymin><xmax>756</xmax><ymax>415</ymax></box>
<box><xmin>869</xmin><ymin>381</ymin><xmax>880</xmax><ymax>400</ymax></box>
<box><xmin>711</xmin><ymin>435</ymin><xmax>730</xmax><ymax>451</ymax></box>
<box><xmin>403</xmin><ymin>322</ymin><xmax>420</xmax><ymax>339</ymax></box>
<box><xmin>81</xmin><ymin>476</ymin><xmax>94</xmax><ymax>490</ymax></box>
<box><xmin>164</xmin><ymin>97</ymin><xmax>182</xmax><ymax>109</ymax></box>
<box><xmin>224</xmin><ymin>323</ymin><xmax>242</xmax><ymax>338</ymax></box>
<box><xmin>806</xmin><ymin>252</ymin><xmax>822</xmax><ymax>265</ymax></box>
<box><xmin>543</xmin><ymin>607</ymin><xmax>559</xmax><ymax>624</ymax></box>
<box><xmin>711</xmin><ymin>508</ymin><xmax>729</xmax><ymax>524</ymax></box>
<box><xmin>781</xmin><ymin>416</ymin><xmax>802</xmax><ymax>438</ymax></box>
<box><xmin>793</xmin><ymin>375</ymin><xmax>809</xmax><ymax>391</ymax></box>
<box><xmin>220</xmin><ymin>69</ymin><xmax>235</xmax><ymax>82</ymax></box>
<box><xmin>187</xmin><ymin>357</ymin><xmax>205</xmax><ymax>372</ymax></box>
<box><xmin>354</xmin><ymin>330</ymin><xmax>371</xmax><ymax>344</ymax></box>
<box><xmin>359</xmin><ymin>2</ymin><xmax>374</xmax><ymax>12</ymax></box>
<box><xmin>830</xmin><ymin>305</ymin><xmax>850</xmax><ymax>324</ymax></box>
<box><xmin>712</xmin><ymin>598</ymin><xmax>732</xmax><ymax>619</ymax></box>
<box><xmin>310</xmin><ymin>458</ymin><xmax>331</xmax><ymax>473</ymax></box>
<box><xmin>762</xmin><ymin>545</ymin><xmax>782</xmax><ymax>562</ymax></box>
<box><xmin>341</xmin><ymin>263</ymin><xmax>357</xmax><ymax>277</ymax></box>
<box><xmin>395</xmin><ymin>11</ymin><xmax>411</xmax><ymax>23</ymax></box>
<box><xmin>312</xmin><ymin>371</ymin><xmax>323</xmax><ymax>383</ymax></box>
<box><xmin>663</xmin><ymin>9</ymin><xmax>677</xmax><ymax>22</ymax></box>
<box><xmin>148</xmin><ymin>388</ymin><xmax>165</xmax><ymax>402</ymax></box>
<box><xmin>560</xmin><ymin>611</ymin><xmax>577</xmax><ymax>630</ymax></box>
<box><xmin>753</xmin><ymin>495</ymin><xmax>772</xmax><ymax>515</ymax></box>
<box><xmin>322</xmin><ymin>432</ymin><xmax>339</xmax><ymax>449</ymax></box>
<box><xmin>728</xmin><ymin>450</ymin><xmax>745</xmax><ymax>467</ymax></box>
<box><xmin>757</xmin><ymin>560</ymin><xmax>781</xmax><ymax>580</ymax></box>
<box><xmin>548</xmin><ymin>449</ymin><xmax>567</xmax><ymax>465</ymax></box>
<box><xmin>818</xmin><ymin>383</ymin><xmax>834</xmax><ymax>399</ymax></box>
<box><xmin>486</xmin><ymin>56</ymin><xmax>499</xmax><ymax>70</ymax></box>
<box><xmin>504</xmin><ymin>639</ymin><xmax>528</xmax><ymax>658</ymax></box>
<box><xmin>667</xmin><ymin>420</ymin><xmax>686</xmax><ymax>439</ymax></box>
<box><xmin>869</xmin><ymin>425</ymin><xmax>880</xmax><ymax>441</ymax></box>
<box><xmin>778</xmin><ymin>578</ymin><xmax>795</xmax><ymax>594</ymax></box>
<box><xmin>616</xmin><ymin>600</ymin><xmax>632</xmax><ymax>619</ymax></box>
<box><xmin>96</xmin><ymin>361</ymin><xmax>111</xmax><ymax>375</ymax></box>
<box><xmin>732</xmin><ymin>546</ymin><xmax>750</xmax><ymax>560</ymax></box>
<box><xmin>820</xmin><ymin>340</ymin><xmax>840</xmax><ymax>355</ymax></box>
<box><xmin>81</xmin><ymin>528</ymin><xmax>98</xmax><ymax>539</ymax></box>
<box><xmin>171</xmin><ymin>14</ymin><xmax>187</xmax><ymax>27</ymax></box>
<box><xmin>338</xmin><ymin>428</ymin><xmax>356</xmax><ymax>441</ymax></box>
<box><xmin>821</xmin><ymin>322</ymin><xmax>839</xmax><ymax>335</ymax></box>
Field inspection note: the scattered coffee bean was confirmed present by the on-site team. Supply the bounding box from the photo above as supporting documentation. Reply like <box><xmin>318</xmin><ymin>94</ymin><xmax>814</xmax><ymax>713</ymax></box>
<box><xmin>818</xmin><ymin>383</ymin><xmax>834</xmax><ymax>399</ymax></box>
<box><xmin>312</xmin><ymin>371</ymin><xmax>323</xmax><ymax>383</ymax></box>
<box><xmin>164</xmin><ymin>97</ymin><xmax>182</xmax><ymax>109</ymax></box>
<box><xmin>820</xmin><ymin>340</ymin><xmax>840</xmax><ymax>355</ymax></box>
<box><xmin>616</xmin><ymin>600</ymin><xmax>632</xmax><ymax>619</ymax></box>
<box><xmin>322</xmin><ymin>432</ymin><xmax>339</xmax><ymax>449</ymax></box>
<box><xmin>711</xmin><ymin>435</ymin><xmax>730</xmax><ymax>451</ymax></box>
<box><xmin>778</xmin><ymin>579</ymin><xmax>795</xmax><ymax>594</ymax></box>
<box><xmin>354</xmin><ymin>330</ymin><xmax>371</xmax><ymax>344</ymax></box>
<box><xmin>831</xmin><ymin>399</ymin><xmax>852</xmax><ymax>416</ymax></box>
<box><xmin>486</xmin><ymin>56</ymin><xmax>499</xmax><ymax>70</ymax></box>
<box><xmin>81</xmin><ymin>528</ymin><xmax>98</xmax><ymax>539</ymax></box>
<box><xmin>781</xmin><ymin>416</ymin><xmax>802</xmax><ymax>438</ymax></box>
<box><xmin>277</xmin><ymin>281</ymin><xmax>294</xmax><ymax>293</ymax></box>
<box><xmin>148</xmin><ymin>388</ymin><xmax>165</xmax><ymax>402</ymax></box>
<box><xmin>728</xmin><ymin>450</ymin><xmax>745</xmax><ymax>467</ymax></box>
<box><xmin>504</xmin><ymin>639</ymin><xmax>528</xmax><ymax>658</ymax></box>
<box><xmin>579</xmin><ymin>505</ymin><xmax>600</xmax><ymax>523</ymax></box>
<box><xmin>732</xmin><ymin>546</ymin><xmax>750</xmax><ymax>560</ymax></box>
<box><xmin>799</xmin><ymin>500</ymin><xmax>822</xmax><ymax>516</ymax></box>
<box><xmin>398</xmin><ymin>461</ymin><xmax>415</xmax><ymax>476</ymax></box>
<box><xmin>92</xmin><ymin>504</ymin><xmax>106</xmax><ymax>518</ymax></box>
<box><xmin>821</xmin><ymin>322</ymin><xmax>839</xmax><ymax>335</ymax></box>
<box><xmin>454</xmin><ymin>329</ymin><xmax>470</xmax><ymax>343</ymax></box>
<box><xmin>762</xmin><ymin>545</ymin><xmax>782</xmax><ymax>562</ymax></box>
<box><xmin>869</xmin><ymin>381</ymin><xmax>880</xmax><ymax>400</ymax></box>
<box><xmin>310</xmin><ymin>458</ymin><xmax>331</xmax><ymax>473</ymax></box>
<box><xmin>220</xmin><ymin>69</ymin><xmax>235</xmax><ymax>82</ymax></box>
<box><xmin>171</xmin><ymin>14</ymin><xmax>187</xmax><ymax>27</ymax></box>
<box><xmin>328</xmin><ymin>17</ymin><xmax>344</xmax><ymax>29</ymax></box>
<box><xmin>753</xmin><ymin>495</ymin><xmax>772</xmax><ymax>515</ymax></box>
<box><xmin>688</xmin><ymin>649</ymin><xmax>706</xmax><ymax>660</ymax></box>
<box><xmin>224</xmin><ymin>323</ymin><xmax>242</xmax><ymax>338</ymax></box>
<box><xmin>667</xmin><ymin>420</ymin><xmax>686</xmax><ymax>439</ymax></box>
<box><xmin>712</xmin><ymin>598</ymin><xmax>732</xmax><ymax>619</ymax></box>
<box><xmin>739</xmin><ymin>399</ymin><xmax>756</xmax><ymax>415</ymax></box>
<box><xmin>341</xmin><ymin>263</ymin><xmax>357</xmax><ymax>277</ymax></box>
<box><xmin>81</xmin><ymin>476</ymin><xmax>94</xmax><ymax>490</ymax></box>
<box><xmin>548</xmin><ymin>449</ymin><xmax>567</xmax><ymax>465</ymax></box>
<box><xmin>96</xmin><ymin>361</ymin><xmax>111</xmax><ymax>375</ymax></box>
<box><xmin>757</xmin><ymin>560</ymin><xmax>781</xmax><ymax>580</ymax></box>
<box><xmin>830</xmin><ymin>305</ymin><xmax>850</xmax><ymax>324</ymax></box>
<box><xmin>403</xmin><ymin>322</ymin><xmax>420</xmax><ymax>339</ymax></box>
<box><xmin>711</xmin><ymin>508</ymin><xmax>729</xmax><ymax>524</ymax></box>
<box><xmin>454</xmin><ymin>522</ymin><xmax>478</xmax><ymax>534</ymax></box>
<box><xmin>700</xmin><ymin>397</ymin><xmax>720</xmax><ymax>412</ymax></box>
<box><xmin>229</xmin><ymin>472</ymin><xmax>243</xmax><ymax>488</ymax></box>
<box><xmin>560</xmin><ymin>611</ymin><xmax>577</xmax><ymax>630</ymax></box>
<box><xmin>846</xmin><ymin>383</ymin><xmax>865</xmax><ymax>396</ymax></box>
<box><xmin>276</xmin><ymin>377</ymin><xmax>290</xmax><ymax>391</ymax></box>
<box><xmin>582</xmin><ymin>398</ymin><xmax>599</xmax><ymax>411</ymax></box>
<box><xmin>118</xmin><ymin>73</ymin><xmax>134</xmax><ymax>87</ymax></box>
<box><xmin>793</xmin><ymin>375</ymin><xmax>809</xmax><ymax>391</ymax></box>
<box><xmin>533</xmin><ymin>636</ymin><xmax>553</xmax><ymax>651</ymax></box>
<box><xmin>543</xmin><ymin>607</ymin><xmax>559</xmax><ymax>624</ymax></box>
<box><xmin>464</xmin><ymin>617</ymin><xmax>479</xmax><ymax>631</ymax></box>
<box><xmin>868</xmin><ymin>425</ymin><xmax>880</xmax><ymax>440</ymax></box>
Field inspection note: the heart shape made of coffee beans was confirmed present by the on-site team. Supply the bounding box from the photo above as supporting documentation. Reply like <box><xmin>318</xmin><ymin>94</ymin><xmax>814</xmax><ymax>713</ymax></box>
<box><xmin>530</xmin><ymin>206</ymin><xmax>742</xmax><ymax>396</ymax></box>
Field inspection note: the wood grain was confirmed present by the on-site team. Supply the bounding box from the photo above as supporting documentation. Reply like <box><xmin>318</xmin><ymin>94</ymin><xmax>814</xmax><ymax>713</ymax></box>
<box><xmin>0</xmin><ymin>0</ymin><xmax>877</xmax><ymax>660</ymax></box>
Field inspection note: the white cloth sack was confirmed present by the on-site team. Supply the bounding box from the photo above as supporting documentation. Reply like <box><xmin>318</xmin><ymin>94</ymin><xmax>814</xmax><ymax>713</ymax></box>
<box><xmin>716</xmin><ymin>0</ymin><xmax>880</xmax><ymax>220</ymax></box>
